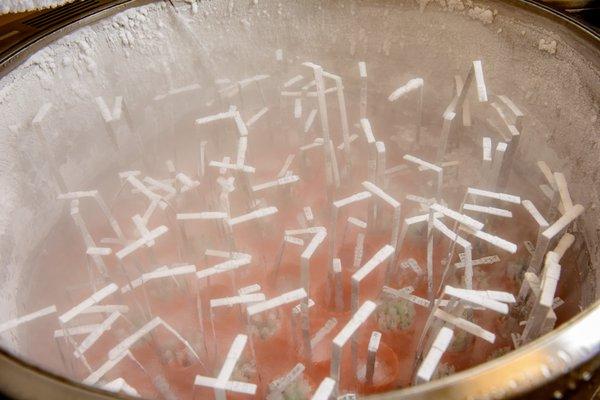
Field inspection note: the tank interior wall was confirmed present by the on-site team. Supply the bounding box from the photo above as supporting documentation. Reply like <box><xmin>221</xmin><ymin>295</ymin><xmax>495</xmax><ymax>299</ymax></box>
<box><xmin>0</xmin><ymin>0</ymin><xmax>598</xmax><ymax>354</ymax></box>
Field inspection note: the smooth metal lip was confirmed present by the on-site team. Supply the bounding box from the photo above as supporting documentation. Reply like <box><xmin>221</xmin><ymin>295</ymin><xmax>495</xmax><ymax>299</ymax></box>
<box><xmin>0</xmin><ymin>0</ymin><xmax>598</xmax><ymax>399</ymax></box>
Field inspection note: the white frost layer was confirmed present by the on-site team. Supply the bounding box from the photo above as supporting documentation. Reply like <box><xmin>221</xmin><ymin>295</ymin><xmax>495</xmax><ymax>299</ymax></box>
<box><xmin>0</xmin><ymin>0</ymin><xmax>74</xmax><ymax>14</ymax></box>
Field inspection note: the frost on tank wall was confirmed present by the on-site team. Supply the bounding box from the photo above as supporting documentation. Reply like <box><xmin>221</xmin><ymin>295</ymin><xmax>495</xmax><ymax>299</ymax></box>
<box><xmin>0</xmin><ymin>0</ymin><xmax>75</xmax><ymax>14</ymax></box>
<box><xmin>0</xmin><ymin>2</ymin><xmax>205</xmax><ymax>349</ymax></box>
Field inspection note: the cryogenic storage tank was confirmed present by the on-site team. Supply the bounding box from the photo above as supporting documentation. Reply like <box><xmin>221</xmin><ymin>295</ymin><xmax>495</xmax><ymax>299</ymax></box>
<box><xmin>0</xmin><ymin>0</ymin><xmax>598</xmax><ymax>399</ymax></box>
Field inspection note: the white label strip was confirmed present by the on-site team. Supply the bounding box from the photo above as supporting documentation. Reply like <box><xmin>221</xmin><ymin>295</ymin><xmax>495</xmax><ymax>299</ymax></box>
<box><xmin>312</xmin><ymin>377</ymin><xmax>336</xmax><ymax>400</ymax></box>
<box><xmin>239</xmin><ymin>284</ymin><xmax>262</xmax><ymax>295</ymax></box>
<box><xmin>83</xmin><ymin>350</ymin><xmax>130</xmax><ymax>385</ymax></box>
<box><xmin>337</xmin><ymin>134</ymin><xmax>359</xmax><ymax>151</ymax></box>
<box><xmin>431</xmin><ymin>203</ymin><xmax>484</xmax><ymax>231</ymax></box>
<box><xmin>57</xmin><ymin>191</ymin><xmax>98</xmax><ymax>200</ymax></box>
<box><xmin>118</xmin><ymin>170</ymin><xmax>140</xmax><ymax>179</ymax></box>
<box><xmin>463</xmin><ymin>204</ymin><xmax>512</xmax><ymax>218</ymax></box>
<box><xmin>116</xmin><ymin>225</ymin><xmax>169</xmax><ymax>259</ymax></box>
<box><xmin>455</xmin><ymin>254</ymin><xmax>500</xmax><ymax>269</ymax></box>
<box><xmin>388</xmin><ymin>78</ymin><xmax>423</xmax><ymax>101</ymax></box>
<box><xmin>301</xmin><ymin>229</ymin><xmax>327</xmax><ymax>260</ymax></box>
<box><xmin>433</xmin><ymin>218</ymin><xmax>471</xmax><ymax>248</ymax></box>
<box><xmin>95</xmin><ymin>97</ymin><xmax>113</xmax><ymax>122</ymax></box>
<box><xmin>209</xmin><ymin>160</ymin><xmax>256</xmax><ymax>173</ymax></box>
<box><xmin>176</xmin><ymin>172</ymin><xmax>199</xmax><ymax>190</ymax></box>
<box><xmin>307</xmin><ymin>87</ymin><xmax>337</xmax><ymax>97</ymax></box>
<box><xmin>471</xmin><ymin>229</ymin><xmax>517</xmax><ymax>254</ymax></box>
<box><xmin>132</xmin><ymin>214</ymin><xmax>153</xmax><ymax>247</ymax></box>
<box><xmin>101</xmin><ymin>378</ymin><xmax>140</xmax><ymax>397</ymax></box>
<box><xmin>542</xmin><ymin>204</ymin><xmax>584</xmax><ymax>240</ymax></box>
<box><xmin>86</xmin><ymin>247</ymin><xmax>112</xmax><ymax>256</ymax></box>
<box><xmin>216</xmin><ymin>334</ymin><xmax>248</xmax><ymax>391</ymax></box>
<box><xmin>127</xmin><ymin>175</ymin><xmax>161</xmax><ymax>202</ymax></box>
<box><xmin>283</xmin><ymin>75</ymin><xmax>304</xmax><ymax>88</ymax></box>
<box><xmin>300</xmin><ymin>138</ymin><xmax>324</xmax><ymax>152</ymax></box>
<box><xmin>360</xmin><ymin>118</ymin><xmax>376</xmax><ymax>144</ymax></box>
<box><xmin>247</xmin><ymin>288</ymin><xmax>308</xmax><ymax>316</ymax></box>
<box><xmin>473</xmin><ymin>60</ymin><xmax>488</xmax><ymax>102</ymax></box>
<box><xmin>444</xmin><ymin>286</ymin><xmax>509</xmax><ymax>314</ymax></box>
<box><xmin>54</xmin><ymin>324</ymin><xmax>100</xmax><ymax>338</ymax></box>
<box><xmin>362</xmin><ymin>181</ymin><xmax>400</xmax><ymax>208</ymax></box>
<box><xmin>405</xmin><ymin>194</ymin><xmax>430</xmax><ymax>205</ymax></box>
<box><xmin>522</xmin><ymin>200</ymin><xmax>549</xmax><ymax>227</ymax></box>
<box><xmin>233</xmin><ymin>111</ymin><xmax>248</xmax><ymax>136</ymax></box>
<box><xmin>333</xmin><ymin>191</ymin><xmax>372</xmax><ymax>208</ymax></box>
<box><xmin>552</xmin><ymin>297</ymin><xmax>565</xmax><ymax>310</ymax></box>
<box><xmin>536</xmin><ymin>161</ymin><xmax>556</xmax><ymax>189</ymax></box>
<box><xmin>194</xmin><ymin>376</ymin><xmax>257</xmax><ymax>395</ymax></box>
<box><xmin>485</xmin><ymin>290</ymin><xmax>516</xmax><ymax>304</ymax></box>
<box><xmin>353</xmin><ymin>233</ymin><xmax>365</xmax><ymax>270</ymax></box>
<box><xmin>347</xmin><ymin>217</ymin><xmax>367</xmax><ymax>229</ymax></box>
<box><xmin>358</xmin><ymin>61</ymin><xmax>367</xmax><ymax>78</ymax></box>
<box><xmin>400</xmin><ymin>258</ymin><xmax>423</xmax><ymax>274</ymax></box>
<box><xmin>368</xmin><ymin>331</ymin><xmax>382</xmax><ymax>352</ymax></box>
<box><xmin>107</xmin><ymin>317</ymin><xmax>161</xmax><ymax>359</ymax></box>
<box><xmin>281</xmin><ymin>90</ymin><xmax>302</xmax><ymax>97</ymax></box>
<box><xmin>385</xmin><ymin>164</ymin><xmax>409</xmax><ymax>176</ymax></box>
<box><xmin>109</xmin><ymin>318</ymin><xmax>198</xmax><ymax>364</ymax></box>
<box><xmin>177</xmin><ymin>211</ymin><xmax>228</xmax><ymax>221</ymax></box>
<box><xmin>467</xmin><ymin>187</ymin><xmax>521</xmax><ymax>204</ymax></box>
<box><xmin>285</xmin><ymin>235</ymin><xmax>305</xmax><ymax>246</ymax></box>
<box><xmin>236</xmin><ymin>137</ymin><xmax>248</xmax><ymax>168</ymax></box>
<box><xmin>270</xmin><ymin>363</ymin><xmax>306</xmax><ymax>394</ymax></box>
<box><xmin>332</xmin><ymin>258</ymin><xmax>342</xmax><ymax>273</ymax></box>
<box><xmin>32</xmin><ymin>102</ymin><xmax>53</xmax><ymax>125</ymax></box>
<box><xmin>210</xmin><ymin>293</ymin><xmax>266</xmax><ymax>308</ymax></box>
<box><xmin>0</xmin><ymin>305</ymin><xmax>57</xmax><ymax>334</ymax></box>
<box><xmin>143</xmin><ymin>176</ymin><xmax>177</xmax><ymax>194</ymax></box>
<box><xmin>246</xmin><ymin>107</ymin><xmax>269</xmax><ymax>127</ymax></box>
<box><xmin>121</xmin><ymin>266</ymin><xmax>167</xmax><ymax>293</ymax></box>
<box><xmin>405</xmin><ymin>212</ymin><xmax>444</xmax><ymax>226</ymax></box>
<box><xmin>539</xmin><ymin>184</ymin><xmax>554</xmax><ymax>201</ymax></box>
<box><xmin>277</xmin><ymin>154</ymin><xmax>296</xmax><ymax>178</ymax></box>
<box><xmin>196</xmin><ymin>257</ymin><xmax>252</xmax><ymax>280</ymax></box>
<box><xmin>416</xmin><ymin>327</ymin><xmax>454</xmax><ymax>382</ymax></box>
<box><xmin>303</xmin><ymin>206</ymin><xmax>314</xmax><ymax>222</ymax></box>
<box><xmin>294</xmin><ymin>98</ymin><xmax>302</xmax><ymax>119</ymax></box>
<box><xmin>228</xmin><ymin>207</ymin><xmax>278</xmax><ymax>226</ymax></box>
<box><xmin>553</xmin><ymin>233</ymin><xmax>575</xmax><ymax>260</ymax></box>
<box><xmin>304</xmin><ymin>109</ymin><xmax>318</xmax><ymax>133</ymax></box>
<box><xmin>238</xmin><ymin>74</ymin><xmax>269</xmax><ymax>88</ymax></box>
<box><xmin>540</xmin><ymin>263</ymin><xmax>561</xmax><ymax>308</ymax></box>
<box><xmin>403</xmin><ymin>154</ymin><xmax>442</xmax><ymax>173</ymax></box>
<box><xmin>143</xmin><ymin>264</ymin><xmax>196</xmax><ymax>280</ymax></box>
<box><xmin>382</xmin><ymin>286</ymin><xmax>430</xmax><ymax>308</ymax></box>
<box><xmin>59</xmin><ymin>284</ymin><xmax>118</xmax><ymax>324</ymax></box>
<box><xmin>483</xmin><ymin>137</ymin><xmax>492</xmax><ymax>161</ymax></box>
<box><xmin>81</xmin><ymin>305</ymin><xmax>129</xmax><ymax>314</ymax></box>
<box><xmin>352</xmin><ymin>245</ymin><xmax>395</xmax><ymax>283</ymax></box>
<box><xmin>311</xmin><ymin>318</ymin><xmax>338</xmax><ymax>349</ymax></box>
<box><xmin>434</xmin><ymin>308</ymin><xmax>495</xmax><ymax>343</ymax></box>
<box><xmin>195</xmin><ymin>110</ymin><xmax>234</xmax><ymax>125</ymax></box>
<box><xmin>292</xmin><ymin>298</ymin><xmax>315</xmax><ymax>315</ymax></box>
<box><xmin>75</xmin><ymin>311</ymin><xmax>122</xmax><ymax>358</ymax></box>
<box><xmin>332</xmin><ymin>300</ymin><xmax>377</xmax><ymax>347</ymax></box>
<box><xmin>285</xmin><ymin>227</ymin><xmax>326</xmax><ymax>236</ymax></box>
<box><xmin>252</xmin><ymin>176</ymin><xmax>300</xmax><ymax>192</ymax></box>
<box><xmin>205</xmin><ymin>249</ymin><xmax>248</xmax><ymax>259</ymax></box>
<box><xmin>419</xmin><ymin>161</ymin><xmax>459</xmax><ymax>172</ymax></box>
